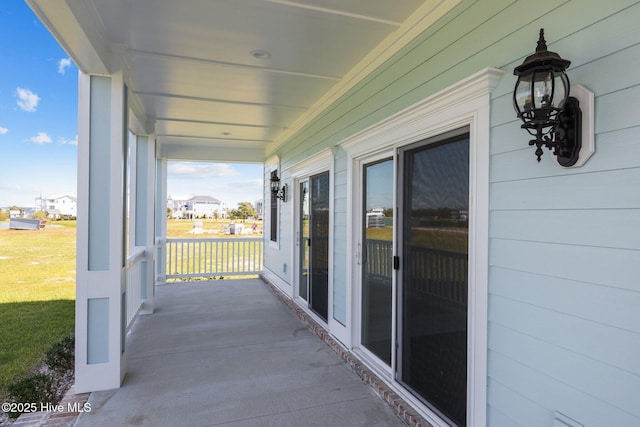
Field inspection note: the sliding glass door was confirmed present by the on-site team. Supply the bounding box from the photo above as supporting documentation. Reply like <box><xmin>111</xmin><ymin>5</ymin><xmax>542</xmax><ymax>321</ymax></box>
<box><xmin>361</xmin><ymin>159</ymin><xmax>394</xmax><ymax>365</ymax></box>
<box><xmin>299</xmin><ymin>180</ymin><xmax>309</xmax><ymax>301</ymax></box>
<box><xmin>298</xmin><ymin>172</ymin><xmax>330</xmax><ymax>321</ymax></box>
<box><xmin>398</xmin><ymin>131</ymin><xmax>470</xmax><ymax>426</ymax></box>
<box><xmin>356</xmin><ymin>130</ymin><xmax>471</xmax><ymax>425</ymax></box>
<box><xmin>309</xmin><ymin>171</ymin><xmax>330</xmax><ymax>320</ymax></box>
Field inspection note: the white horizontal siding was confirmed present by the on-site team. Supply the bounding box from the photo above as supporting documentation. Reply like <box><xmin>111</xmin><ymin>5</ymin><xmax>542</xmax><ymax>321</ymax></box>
<box><xmin>488</xmin><ymin>377</ymin><xmax>550</xmax><ymax>426</ymax></box>
<box><xmin>486</xmin><ymin>1</ymin><xmax>640</xmax><ymax>424</ymax></box>
<box><xmin>490</xmin><ymin>239</ymin><xmax>640</xmax><ymax>292</ymax></box>
<box><xmin>490</xmin><ymin>168</ymin><xmax>640</xmax><ymax>210</ymax></box>
<box><xmin>489</xmin><ymin>209</ymin><xmax>640</xmax><ymax>250</ymax></box>
<box><xmin>490</xmin><ymin>267</ymin><xmax>640</xmax><ymax>334</ymax></box>
<box><xmin>488</xmin><ymin>351</ymin><xmax>640</xmax><ymax>427</ymax></box>
<box><xmin>489</xmin><ymin>293</ymin><xmax>639</xmax><ymax>375</ymax></box>
<box><xmin>490</xmin><ymin>320</ymin><xmax>640</xmax><ymax>411</ymax></box>
<box><xmin>490</xmin><ymin>127</ymin><xmax>640</xmax><ymax>181</ymax></box>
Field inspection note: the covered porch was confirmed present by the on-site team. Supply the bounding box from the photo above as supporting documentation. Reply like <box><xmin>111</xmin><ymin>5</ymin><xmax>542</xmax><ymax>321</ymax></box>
<box><xmin>25</xmin><ymin>0</ymin><xmax>640</xmax><ymax>425</ymax></box>
<box><xmin>75</xmin><ymin>278</ymin><xmax>411</xmax><ymax>426</ymax></box>
<box><xmin>23</xmin><ymin>0</ymin><xmax>456</xmax><ymax>399</ymax></box>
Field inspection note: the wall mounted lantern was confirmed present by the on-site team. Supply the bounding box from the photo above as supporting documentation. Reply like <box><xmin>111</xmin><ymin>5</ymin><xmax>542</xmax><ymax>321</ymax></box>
<box><xmin>513</xmin><ymin>29</ymin><xmax>582</xmax><ymax>166</ymax></box>
<box><xmin>270</xmin><ymin>174</ymin><xmax>286</xmax><ymax>202</ymax></box>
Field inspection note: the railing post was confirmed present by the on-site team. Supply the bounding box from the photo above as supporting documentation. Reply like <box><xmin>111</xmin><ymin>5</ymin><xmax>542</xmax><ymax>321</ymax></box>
<box><xmin>154</xmin><ymin>159</ymin><xmax>167</xmax><ymax>286</ymax></box>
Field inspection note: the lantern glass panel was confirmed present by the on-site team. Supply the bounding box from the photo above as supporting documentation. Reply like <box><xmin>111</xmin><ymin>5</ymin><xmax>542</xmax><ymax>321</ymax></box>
<box><xmin>553</xmin><ymin>72</ymin><xmax>569</xmax><ymax>109</ymax></box>
<box><xmin>532</xmin><ymin>71</ymin><xmax>553</xmax><ymax>109</ymax></box>
<box><xmin>515</xmin><ymin>77</ymin><xmax>533</xmax><ymax>114</ymax></box>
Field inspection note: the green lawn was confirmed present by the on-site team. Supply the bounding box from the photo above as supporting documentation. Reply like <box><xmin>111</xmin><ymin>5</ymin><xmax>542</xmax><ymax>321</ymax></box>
<box><xmin>0</xmin><ymin>221</ymin><xmax>76</xmax><ymax>399</ymax></box>
<box><xmin>0</xmin><ymin>218</ymin><xmax>263</xmax><ymax>398</ymax></box>
<box><xmin>166</xmin><ymin>218</ymin><xmax>262</xmax><ymax>238</ymax></box>
<box><xmin>366</xmin><ymin>225</ymin><xmax>468</xmax><ymax>253</ymax></box>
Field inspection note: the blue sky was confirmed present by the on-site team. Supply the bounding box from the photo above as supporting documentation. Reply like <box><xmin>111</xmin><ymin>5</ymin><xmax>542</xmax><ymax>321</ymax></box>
<box><xmin>0</xmin><ymin>2</ymin><xmax>263</xmax><ymax>210</ymax></box>
<box><xmin>0</xmin><ymin>2</ymin><xmax>78</xmax><ymax>208</ymax></box>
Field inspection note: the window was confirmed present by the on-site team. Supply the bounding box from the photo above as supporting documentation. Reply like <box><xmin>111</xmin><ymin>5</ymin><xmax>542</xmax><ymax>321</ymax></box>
<box><xmin>270</xmin><ymin>169</ymin><xmax>278</xmax><ymax>242</ymax></box>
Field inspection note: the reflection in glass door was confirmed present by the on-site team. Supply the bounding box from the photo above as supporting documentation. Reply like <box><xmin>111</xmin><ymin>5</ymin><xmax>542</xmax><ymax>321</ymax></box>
<box><xmin>361</xmin><ymin>159</ymin><xmax>393</xmax><ymax>365</ymax></box>
<box><xmin>297</xmin><ymin>172</ymin><xmax>330</xmax><ymax>321</ymax></box>
<box><xmin>299</xmin><ymin>181</ymin><xmax>309</xmax><ymax>301</ymax></box>
<box><xmin>309</xmin><ymin>172</ymin><xmax>330</xmax><ymax>321</ymax></box>
<box><xmin>399</xmin><ymin>131</ymin><xmax>469</xmax><ymax>426</ymax></box>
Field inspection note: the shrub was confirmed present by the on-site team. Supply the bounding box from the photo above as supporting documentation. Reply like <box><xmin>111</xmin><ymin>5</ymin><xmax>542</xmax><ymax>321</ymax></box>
<box><xmin>6</xmin><ymin>373</ymin><xmax>58</xmax><ymax>419</ymax></box>
<box><xmin>45</xmin><ymin>335</ymin><xmax>75</xmax><ymax>373</ymax></box>
<box><xmin>5</xmin><ymin>336</ymin><xmax>74</xmax><ymax>420</ymax></box>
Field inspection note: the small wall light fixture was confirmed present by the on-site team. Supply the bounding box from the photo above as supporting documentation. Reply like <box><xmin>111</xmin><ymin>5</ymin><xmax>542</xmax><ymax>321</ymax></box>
<box><xmin>513</xmin><ymin>29</ymin><xmax>582</xmax><ymax>166</ymax></box>
<box><xmin>270</xmin><ymin>174</ymin><xmax>286</xmax><ymax>202</ymax></box>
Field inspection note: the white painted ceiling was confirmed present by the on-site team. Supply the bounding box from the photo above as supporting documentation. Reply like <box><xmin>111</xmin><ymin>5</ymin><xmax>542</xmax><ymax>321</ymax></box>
<box><xmin>28</xmin><ymin>0</ymin><xmax>454</xmax><ymax>162</ymax></box>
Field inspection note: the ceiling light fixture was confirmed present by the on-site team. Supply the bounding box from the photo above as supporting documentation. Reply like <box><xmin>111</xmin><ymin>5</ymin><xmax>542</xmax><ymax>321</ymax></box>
<box><xmin>250</xmin><ymin>49</ymin><xmax>271</xmax><ymax>60</ymax></box>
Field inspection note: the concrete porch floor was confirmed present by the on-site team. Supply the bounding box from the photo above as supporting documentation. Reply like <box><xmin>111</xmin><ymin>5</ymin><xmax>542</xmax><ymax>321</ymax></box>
<box><xmin>75</xmin><ymin>279</ymin><xmax>408</xmax><ymax>427</ymax></box>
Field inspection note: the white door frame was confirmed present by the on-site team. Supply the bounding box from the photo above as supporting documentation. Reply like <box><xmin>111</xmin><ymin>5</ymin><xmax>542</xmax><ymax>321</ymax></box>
<box><xmin>350</xmin><ymin>149</ymin><xmax>397</xmax><ymax>381</ymax></box>
<box><xmin>289</xmin><ymin>149</ymin><xmax>347</xmax><ymax>341</ymax></box>
<box><xmin>341</xmin><ymin>67</ymin><xmax>504</xmax><ymax>426</ymax></box>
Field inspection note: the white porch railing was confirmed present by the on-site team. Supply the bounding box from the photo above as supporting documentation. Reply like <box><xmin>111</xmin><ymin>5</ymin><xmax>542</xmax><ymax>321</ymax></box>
<box><xmin>166</xmin><ymin>237</ymin><xmax>263</xmax><ymax>279</ymax></box>
<box><xmin>124</xmin><ymin>248</ymin><xmax>147</xmax><ymax>331</ymax></box>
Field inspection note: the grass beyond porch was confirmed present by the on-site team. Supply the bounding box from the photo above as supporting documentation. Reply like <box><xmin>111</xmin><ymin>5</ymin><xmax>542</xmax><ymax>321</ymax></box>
<box><xmin>0</xmin><ymin>218</ymin><xmax>263</xmax><ymax>400</ymax></box>
<box><xmin>0</xmin><ymin>221</ymin><xmax>76</xmax><ymax>401</ymax></box>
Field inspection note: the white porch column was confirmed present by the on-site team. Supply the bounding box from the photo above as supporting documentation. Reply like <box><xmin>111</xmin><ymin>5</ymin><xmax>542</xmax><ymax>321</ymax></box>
<box><xmin>75</xmin><ymin>71</ymin><xmax>127</xmax><ymax>393</ymax></box>
<box><xmin>133</xmin><ymin>134</ymin><xmax>156</xmax><ymax>314</ymax></box>
<box><xmin>155</xmin><ymin>158</ymin><xmax>167</xmax><ymax>285</ymax></box>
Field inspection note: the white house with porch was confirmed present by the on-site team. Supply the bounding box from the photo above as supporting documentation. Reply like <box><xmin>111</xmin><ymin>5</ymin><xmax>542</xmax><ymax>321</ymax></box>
<box><xmin>27</xmin><ymin>0</ymin><xmax>640</xmax><ymax>426</ymax></box>
<box><xmin>168</xmin><ymin>194</ymin><xmax>225</xmax><ymax>219</ymax></box>
<box><xmin>36</xmin><ymin>193</ymin><xmax>78</xmax><ymax>218</ymax></box>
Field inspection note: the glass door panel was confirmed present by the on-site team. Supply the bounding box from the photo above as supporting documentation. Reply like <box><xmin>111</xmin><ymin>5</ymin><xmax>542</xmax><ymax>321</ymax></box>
<box><xmin>399</xmin><ymin>132</ymin><xmax>469</xmax><ymax>426</ymax></box>
<box><xmin>299</xmin><ymin>180</ymin><xmax>309</xmax><ymax>301</ymax></box>
<box><xmin>309</xmin><ymin>172</ymin><xmax>329</xmax><ymax>321</ymax></box>
<box><xmin>362</xmin><ymin>159</ymin><xmax>393</xmax><ymax>365</ymax></box>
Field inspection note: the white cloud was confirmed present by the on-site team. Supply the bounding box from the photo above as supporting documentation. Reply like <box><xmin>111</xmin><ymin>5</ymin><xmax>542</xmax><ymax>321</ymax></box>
<box><xmin>58</xmin><ymin>58</ymin><xmax>72</xmax><ymax>74</ymax></box>
<box><xmin>58</xmin><ymin>135</ymin><xmax>78</xmax><ymax>146</ymax></box>
<box><xmin>167</xmin><ymin>162</ymin><xmax>264</xmax><ymax>209</ymax></box>
<box><xmin>29</xmin><ymin>132</ymin><xmax>52</xmax><ymax>144</ymax></box>
<box><xmin>0</xmin><ymin>127</ymin><xmax>7</xmax><ymax>135</ymax></box>
<box><xmin>168</xmin><ymin>162</ymin><xmax>240</xmax><ymax>179</ymax></box>
<box><xmin>16</xmin><ymin>88</ymin><xmax>40</xmax><ymax>112</ymax></box>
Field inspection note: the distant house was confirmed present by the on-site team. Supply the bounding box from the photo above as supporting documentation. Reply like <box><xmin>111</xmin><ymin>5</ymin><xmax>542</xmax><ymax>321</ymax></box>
<box><xmin>365</xmin><ymin>208</ymin><xmax>385</xmax><ymax>228</ymax></box>
<box><xmin>36</xmin><ymin>193</ymin><xmax>77</xmax><ymax>218</ymax></box>
<box><xmin>168</xmin><ymin>195</ymin><xmax>225</xmax><ymax>219</ymax></box>
<box><xmin>254</xmin><ymin>199</ymin><xmax>263</xmax><ymax>220</ymax></box>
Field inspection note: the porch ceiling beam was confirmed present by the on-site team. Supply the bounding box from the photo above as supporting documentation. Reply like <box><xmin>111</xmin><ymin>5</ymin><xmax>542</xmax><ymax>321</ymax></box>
<box><xmin>126</xmin><ymin>49</ymin><xmax>341</xmax><ymax>81</ymax></box>
<box><xmin>156</xmin><ymin>117</ymin><xmax>287</xmax><ymax>130</ymax></box>
<box><xmin>27</xmin><ymin>0</ymin><xmax>110</xmax><ymax>74</ymax></box>
<box><xmin>157</xmin><ymin>134</ymin><xmax>271</xmax><ymax>144</ymax></box>
<box><xmin>159</xmin><ymin>143</ymin><xmax>265</xmax><ymax>163</ymax></box>
<box><xmin>134</xmin><ymin>91</ymin><xmax>309</xmax><ymax>111</ymax></box>
<box><xmin>262</xmin><ymin>0</ymin><xmax>403</xmax><ymax>27</ymax></box>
